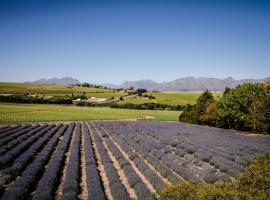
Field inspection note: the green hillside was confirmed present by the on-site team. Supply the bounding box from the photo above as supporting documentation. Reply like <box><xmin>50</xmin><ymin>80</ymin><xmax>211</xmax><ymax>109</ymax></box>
<box><xmin>0</xmin><ymin>82</ymin><xmax>223</xmax><ymax>107</ymax></box>
<box><xmin>0</xmin><ymin>82</ymin><xmax>127</xmax><ymax>98</ymax></box>
<box><xmin>118</xmin><ymin>91</ymin><xmax>223</xmax><ymax>106</ymax></box>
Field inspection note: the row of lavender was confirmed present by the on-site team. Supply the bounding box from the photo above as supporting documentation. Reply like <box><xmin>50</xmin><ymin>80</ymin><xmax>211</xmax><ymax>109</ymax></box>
<box><xmin>0</xmin><ymin>121</ymin><xmax>158</xmax><ymax>200</ymax></box>
<box><xmin>98</xmin><ymin>121</ymin><xmax>270</xmax><ymax>184</ymax></box>
<box><xmin>0</xmin><ymin>123</ymin><xmax>108</xmax><ymax>200</ymax></box>
<box><xmin>1</xmin><ymin>121</ymin><xmax>270</xmax><ymax>200</ymax></box>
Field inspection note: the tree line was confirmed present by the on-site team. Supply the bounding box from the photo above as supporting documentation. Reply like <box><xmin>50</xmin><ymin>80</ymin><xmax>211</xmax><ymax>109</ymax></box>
<box><xmin>0</xmin><ymin>95</ymin><xmax>73</xmax><ymax>104</ymax></box>
<box><xmin>111</xmin><ymin>102</ymin><xmax>186</xmax><ymax>110</ymax></box>
<box><xmin>179</xmin><ymin>79</ymin><xmax>270</xmax><ymax>134</ymax></box>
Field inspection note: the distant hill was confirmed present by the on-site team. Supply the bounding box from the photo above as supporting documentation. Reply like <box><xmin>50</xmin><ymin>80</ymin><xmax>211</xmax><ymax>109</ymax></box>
<box><xmin>30</xmin><ymin>76</ymin><xmax>266</xmax><ymax>91</ymax></box>
<box><xmin>105</xmin><ymin>76</ymin><xmax>265</xmax><ymax>91</ymax></box>
<box><xmin>30</xmin><ymin>77</ymin><xmax>81</xmax><ymax>85</ymax></box>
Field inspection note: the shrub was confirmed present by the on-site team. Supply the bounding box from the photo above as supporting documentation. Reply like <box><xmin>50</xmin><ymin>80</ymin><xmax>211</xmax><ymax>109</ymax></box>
<box><xmin>202</xmin><ymin>171</ymin><xmax>219</xmax><ymax>183</ymax></box>
<box><xmin>194</xmin><ymin>149</ymin><xmax>213</xmax><ymax>162</ymax></box>
<box><xmin>238</xmin><ymin>153</ymin><xmax>270</xmax><ymax>199</ymax></box>
<box><xmin>179</xmin><ymin>109</ymin><xmax>197</xmax><ymax>124</ymax></box>
<box><xmin>175</xmin><ymin>148</ymin><xmax>185</xmax><ymax>157</ymax></box>
<box><xmin>151</xmin><ymin>183</ymin><xmax>197</xmax><ymax>200</ymax></box>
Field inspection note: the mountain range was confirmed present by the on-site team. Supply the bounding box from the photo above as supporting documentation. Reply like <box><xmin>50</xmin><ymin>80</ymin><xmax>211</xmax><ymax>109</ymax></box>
<box><xmin>31</xmin><ymin>77</ymin><xmax>81</xmax><ymax>85</ymax></box>
<box><xmin>30</xmin><ymin>76</ymin><xmax>265</xmax><ymax>91</ymax></box>
<box><xmin>104</xmin><ymin>76</ymin><xmax>265</xmax><ymax>91</ymax></box>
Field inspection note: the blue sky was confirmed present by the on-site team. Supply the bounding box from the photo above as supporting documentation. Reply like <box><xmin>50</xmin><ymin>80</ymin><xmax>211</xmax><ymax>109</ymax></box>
<box><xmin>0</xmin><ymin>0</ymin><xmax>270</xmax><ymax>84</ymax></box>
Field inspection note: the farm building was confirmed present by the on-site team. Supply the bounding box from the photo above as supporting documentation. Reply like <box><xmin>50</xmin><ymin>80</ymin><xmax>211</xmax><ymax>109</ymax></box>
<box><xmin>87</xmin><ymin>96</ymin><xmax>108</xmax><ymax>102</ymax></box>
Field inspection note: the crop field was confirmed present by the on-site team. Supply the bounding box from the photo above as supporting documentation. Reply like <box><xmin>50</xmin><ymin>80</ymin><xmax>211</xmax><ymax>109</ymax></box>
<box><xmin>0</xmin><ymin>82</ymin><xmax>127</xmax><ymax>98</ymax></box>
<box><xmin>0</xmin><ymin>82</ymin><xmax>223</xmax><ymax>106</ymax></box>
<box><xmin>146</xmin><ymin>92</ymin><xmax>223</xmax><ymax>105</ymax></box>
<box><xmin>0</xmin><ymin>103</ymin><xmax>180</xmax><ymax>123</ymax></box>
<box><xmin>0</xmin><ymin>121</ymin><xmax>269</xmax><ymax>200</ymax></box>
<box><xmin>118</xmin><ymin>92</ymin><xmax>223</xmax><ymax>106</ymax></box>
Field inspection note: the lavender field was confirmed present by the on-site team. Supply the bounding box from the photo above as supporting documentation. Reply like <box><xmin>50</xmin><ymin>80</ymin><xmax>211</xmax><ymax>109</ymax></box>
<box><xmin>0</xmin><ymin>121</ymin><xmax>269</xmax><ymax>200</ymax></box>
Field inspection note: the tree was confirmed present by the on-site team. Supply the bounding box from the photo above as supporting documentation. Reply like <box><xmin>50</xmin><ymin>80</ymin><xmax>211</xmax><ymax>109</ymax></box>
<box><xmin>223</xmin><ymin>87</ymin><xmax>231</xmax><ymax>96</ymax></box>
<box><xmin>179</xmin><ymin>91</ymin><xmax>215</xmax><ymax>125</ymax></box>
<box><xmin>195</xmin><ymin>91</ymin><xmax>215</xmax><ymax>124</ymax></box>
<box><xmin>185</xmin><ymin>104</ymin><xmax>193</xmax><ymax>111</ymax></box>
<box><xmin>218</xmin><ymin>83</ymin><xmax>267</xmax><ymax>130</ymax></box>
<box><xmin>264</xmin><ymin>77</ymin><xmax>270</xmax><ymax>91</ymax></box>
<box><xmin>82</xmin><ymin>82</ymin><xmax>90</xmax><ymax>87</ymax></box>
<box><xmin>137</xmin><ymin>88</ymin><xmax>147</xmax><ymax>96</ymax></box>
<box><xmin>202</xmin><ymin>101</ymin><xmax>219</xmax><ymax>126</ymax></box>
<box><xmin>247</xmin><ymin>94</ymin><xmax>270</xmax><ymax>133</ymax></box>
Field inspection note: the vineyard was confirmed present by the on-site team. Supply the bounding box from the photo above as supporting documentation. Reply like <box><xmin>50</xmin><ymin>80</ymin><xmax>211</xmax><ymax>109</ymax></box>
<box><xmin>0</xmin><ymin>121</ymin><xmax>269</xmax><ymax>200</ymax></box>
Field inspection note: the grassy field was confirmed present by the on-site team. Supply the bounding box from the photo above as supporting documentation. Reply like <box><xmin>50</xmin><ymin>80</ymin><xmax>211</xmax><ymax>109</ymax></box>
<box><xmin>0</xmin><ymin>103</ymin><xmax>181</xmax><ymax>123</ymax></box>
<box><xmin>119</xmin><ymin>91</ymin><xmax>223</xmax><ymax>105</ymax></box>
<box><xmin>0</xmin><ymin>82</ymin><xmax>127</xmax><ymax>98</ymax></box>
<box><xmin>0</xmin><ymin>82</ymin><xmax>223</xmax><ymax>106</ymax></box>
<box><xmin>148</xmin><ymin>92</ymin><xmax>222</xmax><ymax>105</ymax></box>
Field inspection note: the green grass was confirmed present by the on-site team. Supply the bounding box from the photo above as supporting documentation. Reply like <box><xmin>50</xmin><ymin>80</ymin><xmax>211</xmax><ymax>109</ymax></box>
<box><xmin>119</xmin><ymin>92</ymin><xmax>223</xmax><ymax>106</ymax></box>
<box><xmin>148</xmin><ymin>92</ymin><xmax>202</xmax><ymax>105</ymax></box>
<box><xmin>0</xmin><ymin>103</ymin><xmax>181</xmax><ymax>123</ymax></box>
<box><xmin>0</xmin><ymin>82</ymin><xmax>127</xmax><ymax>98</ymax></box>
<box><xmin>148</xmin><ymin>92</ymin><xmax>222</xmax><ymax>105</ymax></box>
